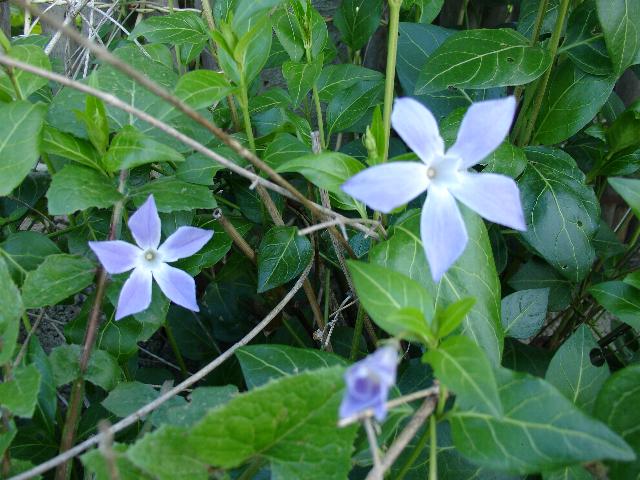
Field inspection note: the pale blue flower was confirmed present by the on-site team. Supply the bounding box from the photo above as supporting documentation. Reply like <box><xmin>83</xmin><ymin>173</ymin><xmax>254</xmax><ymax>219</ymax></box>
<box><xmin>89</xmin><ymin>195</ymin><xmax>213</xmax><ymax>320</ymax></box>
<box><xmin>342</xmin><ymin>97</ymin><xmax>526</xmax><ymax>281</ymax></box>
<box><xmin>339</xmin><ymin>346</ymin><xmax>398</xmax><ymax>421</ymax></box>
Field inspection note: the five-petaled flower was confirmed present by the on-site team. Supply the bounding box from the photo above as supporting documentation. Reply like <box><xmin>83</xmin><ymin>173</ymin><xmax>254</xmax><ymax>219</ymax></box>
<box><xmin>342</xmin><ymin>96</ymin><xmax>526</xmax><ymax>281</ymax></box>
<box><xmin>339</xmin><ymin>346</ymin><xmax>398</xmax><ymax>421</ymax></box>
<box><xmin>88</xmin><ymin>195</ymin><xmax>213</xmax><ymax>320</ymax></box>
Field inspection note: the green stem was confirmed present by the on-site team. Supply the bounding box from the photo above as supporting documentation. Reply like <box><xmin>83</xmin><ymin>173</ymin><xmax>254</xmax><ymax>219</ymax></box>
<box><xmin>0</xmin><ymin>30</ymin><xmax>11</xmax><ymax>53</ymax></box>
<box><xmin>513</xmin><ymin>0</ymin><xmax>549</xmax><ymax>103</ymax></box>
<box><xmin>349</xmin><ymin>305</ymin><xmax>366</xmax><ymax>361</ymax></box>
<box><xmin>518</xmin><ymin>0</ymin><xmax>571</xmax><ymax>146</ymax></box>
<box><xmin>429</xmin><ymin>415</ymin><xmax>438</xmax><ymax>480</ymax></box>
<box><xmin>457</xmin><ymin>0</ymin><xmax>470</xmax><ymax>27</ymax></box>
<box><xmin>164</xmin><ymin>322</ymin><xmax>188</xmax><ymax>378</ymax></box>
<box><xmin>395</xmin><ymin>423</ymin><xmax>430</xmax><ymax>480</ymax></box>
<box><xmin>238</xmin><ymin>78</ymin><xmax>256</xmax><ymax>152</ymax></box>
<box><xmin>381</xmin><ymin>0</ymin><xmax>402</xmax><ymax>163</ymax></box>
<box><xmin>311</xmin><ymin>85</ymin><xmax>325</xmax><ymax>150</ymax></box>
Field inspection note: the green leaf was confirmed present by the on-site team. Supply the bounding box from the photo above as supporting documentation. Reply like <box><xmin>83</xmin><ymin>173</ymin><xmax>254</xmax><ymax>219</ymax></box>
<box><xmin>47</xmin><ymin>165</ymin><xmax>123</xmax><ymax>215</ymax></box>
<box><xmin>83</xmin><ymin>444</ymin><xmax>154</xmax><ymax>480</ymax></box>
<box><xmin>533</xmin><ymin>61</ymin><xmax>615</xmax><ymax>144</ymax></box>
<box><xmin>256</xmin><ymin>226</ymin><xmax>312</xmax><ymax>292</ymax></box>
<box><xmin>0</xmin><ymin>364</ymin><xmax>41</xmax><ymax>418</ymax></box>
<box><xmin>624</xmin><ymin>270</ymin><xmax>640</xmax><ymax>289</ymax></box>
<box><xmin>21</xmin><ymin>254</ymin><xmax>95</xmax><ymax>309</ymax></box>
<box><xmin>276</xmin><ymin>151</ymin><xmax>364</xmax><ymax>196</ymax></box>
<box><xmin>263</xmin><ymin>133</ymin><xmax>310</xmax><ymax>168</ymax></box>
<box><xmin>596</xmin><ymin>364</ymin><xmax>640</xmax><ymax>478</ymax></box>
<box><xmin>412</xmin><ymin>0</ymin><xmax>444</xmax><ymax>24</ymax></box>
<box><xmin>451</xmin><ymin>369</ymin><xmax>635</xmax><ymax>474</ymax></box>
<box><xmin>596</xmin><ymin>0</ymin><xmax>640</xmax><ymax>74</ymax></box>
<box><xmin>425</xmin><ymin>335</ymin><xmax>502</xmax><ymax>415</ymax></box>
<box><xmin>606</xmin><ymin>104</ymin><xmax>640</xmax><ymax>156</ymax></box>
<box><xmin>282</xmin><ymin>58</ymin><xmax>322</xmax><ymax>107</ymax></box>
<box><xmin>347</xmin><ymin>260</ymin><xmax>435</xmax><ymax>339</ymax></box>
<box><xmin>316</xmin><ymin>64</ymin><xmax>383</xmax><ymax>102</ymax></box>
<box><xmin>130</xmin><ymin>177</ymin><xmax>216</xmax><ymax>213</ymax></box>
<box><xmin>369</xmin><ymin>209</ymin><xmax>503</xmax><ymax>365</ymax></box>
<box><xmin>334</xmin><ymin>0</ymin><xmax>382</xmax><ymax>51</ymax></box>
<box><xmin>501</xmin><ymin>288</ymin><xmax>549</xmax><ymax>340</ymax></box>
<box><xmin>130</xmin><ymin>12</ymin><xmax>208</xmax><ymax>45</ymax></box>
<box><xmin>543</xmin><ymin>466</ymin><xmax>592</xmax><ymax>480</ymax></box>
<box><xmin>562</xmin><ymin>0</ymin><xmax>612</xmax><ymax>76</ymax></box>
<box><xmin>609</xmin><ymin>177</ymin><xmax>640</xmax><ymax>220</ymax></box>
<box><xmin>416</xmin><ymin>29</ymin><xmax>551</xmax><ymax>94</ymax></box>
<box><xmin>41</xmin><ymin>126</ymin><xmax>101</xmax><ymax>170</ymax></box>
<box><xmin>518</xmin><ymin>147</ymin><xmax>600</xmax><ymax>282</ymax></box>
<box><xmin>232</xmin><ymin>0</ymin><xmax>284</xmax><ymax>34</ymax></box>
<box><xmin>236</xmin><ymin>344</ymin><xmax>346</xmax><ymax>388</ymax></box>
<box><xmin>273</xmin><ymin>7</ymin><xmax>305</xmax><ymax>62</ymax></box>
<box><xmin>175</xmin><ymin>153</ymin><xmax>224</xmax><ymax>186</ymax></box>
<box><xmin>386</xmin><ymin>307</ymin><xmax>434</xmax><ymax>343</ymax></box>
<box><xmin>154</xmin><ymin>386</ymin><xmax>238</xmax><ymax>427</ymax></box>
<box><xmin>433</xmin><ymin>297</ymin><xmax>475</xmax><ymax>339</ymax></box>
<box><xmin>0</xmin><ymin>257</ymin><xmax>23</xmax><ymax>365</ymax></box>
<box><xmin>508</xmin><ymin>259</ymin><xmax>573</xmax><ymax>311</ymax></box>
<box><xmin>80</xmin><ymin>94</ymin><xmax>110</xmax><ymax>154</ymax></box>
<box><xmin>102</xmin><ymin>125</ymin><xmax>184</xmax><ymax>172</ymax></box>
<box><xmin>233</xmin><ymin>15</ymin><xmax>273</xmax><ymax>85</ymax></box>
<box><xmin>174</xmin><ymin>71</ymin><xmax>234</xmax><ymax>111</ymax></box>
<box><xmin>0</xmin><ymin>101</ymin><xmax>46</xmax><ymax>196</ymax></box>
<box><xmin>518</xmin><ymin>0</ymin><xmax>559</xmax><ymax>39</ymax></box>
<box><xmin>0</xmin><ymin>45</ymin><xmax>51</xmax><ymax>100</ymax></box>
<box><xmin>49</xmin><ymin>344</ymin><xmax>121</xmax><ymax>390</ymax></box>
<box><xmin>326</xmin><ymin>80</ymin><xmax>384</xmax><ymax>135</ymax></box>
<box><xmin>589</xmin><ymin>280</ymin><xmax>640</xmax><ymax>330</ymax></box>
<box><xmin>545</xmin><ymin>325</ymin><xmax>609</xmax><ymax>414</ymax></box>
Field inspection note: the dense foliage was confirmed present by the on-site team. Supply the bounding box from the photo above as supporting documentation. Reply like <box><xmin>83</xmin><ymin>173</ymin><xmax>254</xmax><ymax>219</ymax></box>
<box><xmin>1</xmin><ymin>0</ymin><xmax>640</xmax><ymax>478</ymax></box>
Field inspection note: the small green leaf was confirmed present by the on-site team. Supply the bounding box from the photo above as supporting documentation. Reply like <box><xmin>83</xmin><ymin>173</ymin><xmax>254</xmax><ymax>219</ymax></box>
<box><xmin>326</xmin><ymin>81</ymin><xmax>384</xmax><ymax>135</ymax></box>
<box><xmin>233</xmin><ymin>15</ymin><xmax>273</xmax><ymax>85</ymax></box>
<box><xmin>130</xmin><ymin>177</ymin><xmax>217</xmax><ymax>213</ymax></box>
<box><xmin>501</xmin><ymin>288</ymin><xmax>549</xmax><ymax>339</ymax></box>
<box><xmin>347</xmin><ymin>260</ymin><xmax>435</xmax><ymax>338</ymax></box>
<box><xmin>282</xmin><ymin>58</ymin><xmax>323</xmax><ymax>107</ymax></box>
<box><xmin>47</xmin><ymin>165</ymin><xmax>123</xmax><ymax>215</ymax></box>
<box><xmin>386</xmin><ymin>307</ymin><xmax>434</xmax><ymax>343</ymax></box>
<box><xmin>236</xmin><ymin>344</ymin><xmax>346</xmax><ymax>388</ymax></box>
<box><xmin>257</xmin><ymin>226</ymin><xmax>312</xmax><ymax>292</ymax></box>
<box><xmin>0</xmin><ymin>45</ymin><xmax>51</xmax><ymax>100</ymax></box>
<box><xmin>563</xmin><ymin>0</ymin><xmax>612</xmax><ymax>76</ymax></box>
<box><xmin>434</xmin><ymin>297</ymin><xmax>475</xmax><ymax>339</ymax></box>
<box><xmin>102</xmin><ymin>126</ymin><xmax>184</xmax><ymax>172</ymax></box>
<box><xmin>49</xmin><ymin>344</ymin><xmax>121</xmax><ymax>390</ymax></box>
<box><xmin>416</xmin><ymin>29</ymin><xmax>551</xmax><ymax>94</ymax></box>
<box><xmin>0</xmin><ymin>101</ymin><xmax>46</xmax><ymax>196</ymax></box>
<box><xmin>41</xmin><ymin>126</ymin><xmax>101</xmax><ymax>170</ymax></box>
<box><xmin>545</xmin><ymin>325</ymin><xmax>609</xmax><ymax>413</ymax></box>
<box><xmin>316</xmin><ymin>64</ymin><xmax>383</xmax><ymax>102</ymax></box>
<box><xmin>174</xmin><ymin>71</ymin><xmax>234</xmax><ymax>111</ymax></box>
<box><xmin>0</xmin><ymin>256</ymin><xmax>23</xmax><ymax>365</ymax></box>
<box><xmin>334</xmin><ymin>0</ymin><xmax>382</xmax><ymax>51</ymax></box>
<box><xmin>596</xmin><ymin>0</ymin><xmax>640</xmax><ymax>74</ymax></box>
<box><xmin>0</xmin><ymin>364</ymin><xmax>41</xmax><ymax>418</ymax></box>
<box><xmin>508</xmin><ymin>259</ymin><xmax>573</xmax><ymax>311</ymax></box>
<box><xmin>425</xmin><ymin>335</ymin><xmax>502</xmax><ymax>416</ymax></box>
<box><xmin>589</xmin><ymin>280</ymin><xmax>640</xmax><ymax>330</ymax></box>
<box><xmin>130</xmin><ymin>11</ymin><xmax>209</xmax><ymax>45</ymax></box>
<box><xmin>263</xmin><ymin>133</ymin><xmax>310</xmax><ymax>168</ymax></box>
<box><xmin>21</xmin><ymin>254</ymin><xmax>95</xmax><ymax>309</ymax></box>
<box><xmin>609</xmin><ymin>177</ymin><xmax>640</xmax><ymax>220</ymax></box>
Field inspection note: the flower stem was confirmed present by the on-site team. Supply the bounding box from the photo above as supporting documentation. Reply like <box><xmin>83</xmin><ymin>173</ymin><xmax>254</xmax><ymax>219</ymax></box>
<box><xmin>382</xmin><ymin>0</ymin><xmax>402</xmax><ymax>163</ymax></box>
<box><xmin>428</xmin><ymin>415</ymin><xmax>438</xmax><ymax>480</ymax></box>
<box><xmin>238</xmin><ymin>77</ymin><xmax>256</xmax><ymax>152</ymax></box>
<box><xmin>517</xmin><ymin>0</ymin><xmax>571</xmax><ymax>146</ymax></box>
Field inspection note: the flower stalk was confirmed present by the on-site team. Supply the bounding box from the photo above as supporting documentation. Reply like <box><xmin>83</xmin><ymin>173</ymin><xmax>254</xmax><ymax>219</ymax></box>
<box><xmin>381</xmin><ymin>0</ymin><xmax>402</xmax><ymax>162</ymax></box>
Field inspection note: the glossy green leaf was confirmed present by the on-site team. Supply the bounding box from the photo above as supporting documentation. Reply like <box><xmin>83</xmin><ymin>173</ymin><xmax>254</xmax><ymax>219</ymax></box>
<box><xmin>83</xmin><ymin>444</ymin><xmax>154</xmax><ymax>480</ymax></box>
<box><xmin>0</xmin><ymin>45</ymin><xmax>50</xmax><ymax>100</ymax></box>
<box><xmin>334</xmin><ymin>0</ymin><xmax>382</xmax><ymax>51</ymax></box>
<box><xmin>282</xmin><ymin>58</ymin><xmax>322</xmax><ymax>107</ymax></box>
<box><xmin>543</xmin><ymin>466</ymin><xmax>592</xmax><ymax>480</ymax></box>
<box><xmin>596</xmin><ymin>364</ymin><xmax>640</xmax><ymax>478</ymax></box>
<box><xmin>589</xmin><ymin>280</ymin><xmax>640</xmax><ymax>330</ymax></box>
<box><xmin>596</xmin><ymin>0</ymin><xmax>640</xmax><ymax>74</ymax></box>
<box><xmin>369</xmin><ymin>209</ymin><xmax>503</xmax><ymax>365</ymax></box>
<box><xmin>434</xmin><ymin>297</ymin><xmax>475</xmax><ymax>339</ymax></box>
<box><xmin>41</xmin><ymin>126</ymin><xmax>101</xmax><ymax>170</ymax></box>
<box><xmin>130</xmin><ymin>177</ymin><xmax>216</xmax><ymax>213</ymax></box>
<box><xmin>49</xmin><ymin>344</ymin><xmax>121</xmax><ymax>390</ymax></box>
<box><xmin>416</xmin><ymin>29</ymin><xmax>552</xmax><ymax>94</ymax></box>
<box><xmin>0</xmin><ymin>101</ymin><xmax>46</xmax><ymax>196</ymax></box>
<box><xmin>501</xmin><ymin>288</ymin><xmax>549</xmax><ymax>340</ymax></box>
<box><xmin>545</xmin><ymin>325</ymin><xmax>609</xmax><ymax>413</ymax></box>
<box><xmin>0</xmin><ymin>364</ymin><xmax>41</xmax><ymax>418</ymax></box>
<box><xmin>606</xmin><ymin>105</ymin><xmax>640</xmax><ymax>157</ymax></box>
<box><xmin>518</xmin><ymin>147</ymin><xmax>600</xmax><ymax>282</ymax></box>
<box><xmin>624</xmin><ymin>270</ymin><xmax>640</xmax><ymax>290</ymax></box>
<box><xmin>425</xmin><ymin>335</ymin><xmax>502</xmax><ymax>415</ymax></box>
<box><xmin>233</xmin><ymin>15</ymin><xmax>273</xmax><ymax>85</ymax></box>
<box><xmin>175</xmin><ymin>153</ymin><xmax>224</xmax><ymax>186</ymax></box>
<box><xmin>130</xmin><ymin>12</ymin><xmax>208</xmax><ymax>45</ymax></box>
<box><xmin>518</xmin><ymin>0</ymin><xmax>559</xmax><ymax>39</ymax></box>
<box><xmin>174</xmin><ymin>70</ymin><xmax>234</xmax><ymax>110</ymax></box>
<box><xmin>533</xmin><ymin>61</ymin><xmax>615</xmax><ymax>144</ymax></box>
<box><xmin>508</xmin><ymin>259</ymin><xmax>573</xmax><ymax>311</ymax></box>
<box><xmin>0</xmin><ymin>257</ymin><xmax>23</xmax><ymax>365</ymax></box>
<box><xmin>47</xmin><ymin>165</ymin><xmax>123</xmax><ymax>215</ymax></box>
<box><xmin>256</xmin><ymin>226</ymin><xmax>312</xmax><ymax>292</ymax></box>
<box><xmin>316</xmin><ymin>64</ymin><xmax>383</xmax><ymax>102</ymax></box>
<box><xmin>609</xmin><ymin>177</ymin><xmax>640</xmax><ymax>220</ymax></box>
<box><xmin>326</xmin><ymin>81</ymin><xmax>384</xmax><ymax>135</ymax></box>
<box><xmin>263</xmin><ymin>133</ymin><xmax>310</xmax><ymax>168</ymax></box>
<box><xmin>411</xmin><ymin>0</ymin><xmax>444</xmax><ymax>24</ymax></box>
<box><xmin>273</xmin><ymin>6</ymin><xmax>305</xmax><ymax>62</ymax></box>
<box><xmin>347</xmin><ymin>260</ymin><xmax>435</xmax><ymax>339</ymax></box>
<box><xmin>451</xmin><ymin>369</ymin><xmax>635</xmax><ymax>474</ymax></box>
<box><xmin>102</xmin><ymin>125</ymin><xmax>184</xmax><ymax>172</ymax></box>
<box><xmin>21</xmin><ymin>254</ymin><xmax>95</xmax><ymax>309</ymax></box>
<box><xmin>236</xmin><ymin>344</ymin><xmax>346</xmax><ymax>388</ymax></box>
<box><xmin>232</xmin><ymin>0</ymin><xmax>284</xmax><ymax>34</ymax></box>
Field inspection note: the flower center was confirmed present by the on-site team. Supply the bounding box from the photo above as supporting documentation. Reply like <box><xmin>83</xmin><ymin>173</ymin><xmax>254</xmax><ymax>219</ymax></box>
<box><xmin>426</xmin><ymin>167</ymin><xmax>437</xmax><ymax>179</ymax></box>
<box><xmin>144</xmin><ymin>250</ymin><xmax>156</xmax><ymax>261</ymax></box>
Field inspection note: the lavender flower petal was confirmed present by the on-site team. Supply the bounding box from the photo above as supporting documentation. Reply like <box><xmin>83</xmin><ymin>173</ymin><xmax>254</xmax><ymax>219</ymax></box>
<box><xmin>128</xmin><ymin>195</ymin><xmax>161</xmax><ymax>250</ymax></box>
<box><xmin>158</xmin><ymin>227</ymin><xmax>214</xmax><ymax>262</ymax></box>
<box><xmin>449</xmin><ymin>172</ymin><xmax>527</xmax><ymax>231</ymax></box>
<box><xmin>152</xmin><ymin>263</ymin><xmax>199</xmax><ymax>311</ymax></box>
<box><xmin>88</xmin><ymin>240</ymin><xmax>140</xmax><ymax>274</ymax></box>
<box><xmin>341</xmin><ymin>162</ymin><xmax>429</xmax><ymax>213</ymax></box>
<box><xmin>447</xmin><ymin>96</ymin><xmax>516</xmax><ymax>168</ymax></box>
<box><xmin>391</xmin><ymin>97</ymin><xmax>444</xmax><ymax>164</ymax></box>
<box><xmin>421</xmin><ymin>187</ymin><xmax>468</xmax><ymax>282</ymax></box>
<box><xmin>115</xmin><ymin>267</ymin><xmax>152</xmax><ymax>320</ymax></box>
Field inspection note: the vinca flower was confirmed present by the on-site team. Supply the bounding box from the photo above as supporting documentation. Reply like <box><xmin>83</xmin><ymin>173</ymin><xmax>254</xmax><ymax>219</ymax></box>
<box><xmin>342</xmin><ymin>97</ymin><xmax>526</xmax><ymax>281</ymax></box>
<box><xmin>339</xmin><ymin>346</ymin><xmax>398</xmax><ymax>421</ymax></box>
<box><xmin>88</xmin><ymin>195</ymin><xmax>213</xmax><ymax>320</ymax></box>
